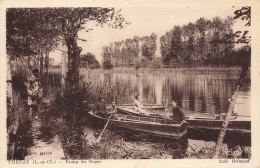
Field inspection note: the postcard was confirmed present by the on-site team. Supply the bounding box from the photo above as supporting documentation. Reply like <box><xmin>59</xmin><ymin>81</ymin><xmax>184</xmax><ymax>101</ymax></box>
<box><xmin>1</xmin><ymin>0</ymin><xmax>260</xmax><ymax>167</ymax></box>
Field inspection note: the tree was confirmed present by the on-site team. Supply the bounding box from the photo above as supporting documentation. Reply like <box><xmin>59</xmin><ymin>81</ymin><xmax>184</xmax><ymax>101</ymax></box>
<box><xmin>160</xmin><ymin>15</ymin><xmax>236</xmax><ymax>67</ymax></box>
<box><xmin>170</xmin><ymin>26</ymin><xmax>183</xmax><ymax>61</ymax></box>
<box><xmin>195</xmin><ymin>17</ymin><xmax>208</xmax><ymax>60</ymax></box>
<box><xmin>103</xmin><ymin>60</ymin><xmax>113</xmax><ymax>70</ymax></box>
<box><xmin>213</xmin><ymin>6</ymin><xmax>251</xmax><ymax>159</ymax></box>
<box><xmin>160</xmin><ymin>31</ymin><xmax>173</xmax><ymax>66</ymax></box>
<box><xmin>141</xmin><ymin>33</ymin><xmax>157</xmax><ymax>61</ymax></box>
<box><xmin>7</xmin><ymin>8</ymin><xmax>127</xmax><ymax>89</ymax></box>
<box><xmin>150</xmin><ymin>57</ymin><xmax>163</xmax><ymax>69</ymax></box>
<box><xmin>80</xmin><ymin>53</ymin><xmax>100</xmax><ymax>69</ymax></box>
<box><xmin>101</xmin><ymin>33</ymin><xmax>158</xmax><ymax>68</ymax></box>
<box><xmin>6</xmin><ymin>8</ymin><xmax>60</xmax><ymax>74</ymax></box>
<box><xmin>52</xmin><ymin>8</ymin><xmax>127</xmax><ymax>88</ymax></box>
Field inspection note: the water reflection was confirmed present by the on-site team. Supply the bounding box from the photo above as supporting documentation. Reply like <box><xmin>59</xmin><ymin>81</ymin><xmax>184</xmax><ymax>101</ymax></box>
<box><xmin>82</xmin><ymin>69</ymin><xmax>251</xmax><ymax>159</ymax></box>
<box><xmin>83</xmin><ymin>70</ymin><xmax>250</xmax><ymax>116</ymax></box>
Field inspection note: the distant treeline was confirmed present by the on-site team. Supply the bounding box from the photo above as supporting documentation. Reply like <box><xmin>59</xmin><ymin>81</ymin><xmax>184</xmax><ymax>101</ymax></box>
<box><xmin>102</xmin><ymin>33</ymin><xmax>157</xmax><ymax>69</ymax></box>
<box><xmin>161</xmin><ymin>16</ymin><xmax>235</xmax><ymax>67</ymax></box>
<box><xmin>102</xmin><ymin>16</ymin><xmax>249</xmax><ymax>69</ymax></box>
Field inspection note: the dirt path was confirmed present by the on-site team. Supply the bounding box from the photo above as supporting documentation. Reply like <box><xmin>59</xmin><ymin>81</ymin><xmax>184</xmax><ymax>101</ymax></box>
<box><xmin>24</xmin><ymin>109</ymin><xmax>65</xmax><ymax>160</ymax></box>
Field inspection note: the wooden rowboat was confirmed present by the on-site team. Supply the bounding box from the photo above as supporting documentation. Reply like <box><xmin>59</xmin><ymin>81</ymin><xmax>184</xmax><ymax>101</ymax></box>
<box><xmin>116</xmin><ymin>108</ymin><xmax>251</xmax><ymax>133</ymax></box>
<box><xmin>185</xmin><ymin>113</ymin><xmax>251</xmax><ymax>133</ymax></box>
<box><xmin>88</xmin><ymin>111</ymin><xmax>188</xmax><ymax>139</ymax></box>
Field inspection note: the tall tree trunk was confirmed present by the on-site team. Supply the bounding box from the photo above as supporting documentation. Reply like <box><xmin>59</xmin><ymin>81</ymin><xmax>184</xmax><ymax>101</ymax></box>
<box><xmin>7</xmin><ymin>53</ymin><xmax>17</xmax><ymax>160</ymax></box>
<box><xmin>61</xmin><ymin>41</ymin><xmax>67</xmax><ymax>88</ymax></box>
<box><xmin>27</xmin><ymin>56</ymin><xmax>32</xmax><ymax>71</ymax></box>
<box><xmin>65</xmin><ymin>36</ymin><xmax>82</xmax><ymax>89</ymax></box>
<box><xmin>213</xmin><ymin>54</ymin><xmax>250</xmax><ymax>158</ymax></box>
<box><xmin>39</xmin><ymin>48</ymin><xmax>44</xmax><ymax>76</ymax></box>
<box><xmin>45</xmin><ymin>49</ymin><xmax>49</xmax><ymax>74</ymax></box>
<box><xmin>6</xmin><ymin>53</ymin><xmax>13</xmax><ymax>108</ymax></box>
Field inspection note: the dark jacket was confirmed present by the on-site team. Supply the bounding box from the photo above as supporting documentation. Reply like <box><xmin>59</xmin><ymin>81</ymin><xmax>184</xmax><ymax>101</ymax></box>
<box><xmin>172</xmin><ymin>106</ymin><xmax>185</xmax><ymax>122</ymax></box>
<box><xmin>96</xmin><ymin>102</ymin><xmax>111</xmax><ymax>117</ymax></box>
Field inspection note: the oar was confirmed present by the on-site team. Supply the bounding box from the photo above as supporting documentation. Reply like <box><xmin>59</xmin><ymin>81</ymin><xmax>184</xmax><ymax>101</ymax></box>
<box><xmin>96</xmin><ymin>111</ymin><xmax>115</xmax><ymax>144</ymax></box>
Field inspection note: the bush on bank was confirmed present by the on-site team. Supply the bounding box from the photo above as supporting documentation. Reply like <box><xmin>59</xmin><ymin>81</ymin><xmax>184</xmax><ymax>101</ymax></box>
<box><xmin>41</xmin><ymin>85</ymin><xmax>92</xmax><ymax>158</ymax></box>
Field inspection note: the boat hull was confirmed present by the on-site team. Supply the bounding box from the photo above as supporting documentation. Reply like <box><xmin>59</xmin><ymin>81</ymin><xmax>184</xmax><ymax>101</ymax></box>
<box><xmin>88</xmin><ymin>112</ymin><xmax>188</xmax><ymax>139</ymax></box>
<box><xmin>186</xmin><ymin>118</ymin><xmax>251</xmax><ymax>133</ymax></box>
<box><xmin>116</xmin><ymin>108</ymin><xmax>251</xmax><ymax>133</ymax></box>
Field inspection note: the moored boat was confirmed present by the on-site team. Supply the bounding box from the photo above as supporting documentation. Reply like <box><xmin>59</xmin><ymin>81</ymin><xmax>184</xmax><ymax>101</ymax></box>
<box><xmin>185</xmin><ymin>113</ymin><xmax>251</xmax><ymax>133</ymax></box>
<box><xmin>88</xmin><ymin>111</ymin><xmax>188</xmax><ymax>139</ymax></box>
<box><xmin>116</xmin><ymin>107</ymin><xmax>251</xmax><ymax>133</ymax></box>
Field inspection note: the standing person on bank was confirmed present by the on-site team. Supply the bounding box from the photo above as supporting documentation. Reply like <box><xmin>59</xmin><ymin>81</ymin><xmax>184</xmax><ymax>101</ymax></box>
<box><xmin>171</xmin><ymin>101</ymin><xmax>186</xmax><ymax>123</ymax></box>
<box><xmin>25</xmin><ymin>68</ymin><xmax>43</xmax><ymax>120</ymax></box>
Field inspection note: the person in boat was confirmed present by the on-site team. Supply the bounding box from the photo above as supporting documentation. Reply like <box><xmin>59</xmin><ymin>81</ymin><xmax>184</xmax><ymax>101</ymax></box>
<box><xmin>172</xmin><ymin>101</ymin><xmax>185</xmax><ymax>123</ymax></box>
<box><xmin>95</xmin><ymin>98</ymin><xmax>113</xmax><ymax>118</ymax></box>
<box><xmin>220</xmin><ymin>97</ymin><xmax>237</xmax><ymax>120</ymax></box>
<box><xmin>111</xmin><ymin>101</ymin><xmax>117</xmax><ymax>111</ymax></box>
<box><xmin>134</xmin><ymin>95</ymin><xmax>149</xmax><ymax>115</ymax></box>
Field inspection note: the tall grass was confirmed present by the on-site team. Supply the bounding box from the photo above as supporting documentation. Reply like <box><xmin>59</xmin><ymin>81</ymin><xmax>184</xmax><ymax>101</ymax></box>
<box><xmin>87</xmin><ymin>78</ymin><xmax>132</xmax><ymax>104</ymax></box>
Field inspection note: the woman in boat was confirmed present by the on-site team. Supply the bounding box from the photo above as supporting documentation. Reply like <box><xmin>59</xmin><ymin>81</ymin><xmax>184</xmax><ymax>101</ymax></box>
<box><xmin>134</xmin><ymin>95</ymin><xmax>149</xmax><ymax>115</ymax></box>
<box><xmin>171</xmin><ymin>101</ymin><xmax>186</xmax><ymax>123</ymax></box>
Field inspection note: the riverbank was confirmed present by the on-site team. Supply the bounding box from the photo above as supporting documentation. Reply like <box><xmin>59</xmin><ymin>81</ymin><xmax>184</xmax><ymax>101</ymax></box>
<box><xmin>113</xmin><ymin>66</ymin><xmax>242</xmax><ymax>72</ymax></box>
<box><xmin>79</xmin><ymin>66</ymin><xmax>249</xmax><ymax>75</ymax></box>
<box><xmin>14</xmin><ymin>87</ymin><xmax>250</xmax><ymax>160</ymax></box>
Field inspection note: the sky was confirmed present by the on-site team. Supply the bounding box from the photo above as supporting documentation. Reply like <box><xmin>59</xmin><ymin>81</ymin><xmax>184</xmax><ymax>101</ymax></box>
<box><xmin>49</xmin><ymin>6</ymin><xmax>247</xmax><ymax>65</ymax></box>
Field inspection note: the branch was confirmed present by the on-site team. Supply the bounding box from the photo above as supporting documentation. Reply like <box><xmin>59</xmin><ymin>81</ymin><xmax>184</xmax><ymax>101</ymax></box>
<box><xmin>56</xmin><ymin>48</ymin><xmax>67</xmax><ymax>53</ymax></box>
<box><xmin>77</xmin><ymin>38</ymin><xmax>87</xmax><ymax>42</ymax></box>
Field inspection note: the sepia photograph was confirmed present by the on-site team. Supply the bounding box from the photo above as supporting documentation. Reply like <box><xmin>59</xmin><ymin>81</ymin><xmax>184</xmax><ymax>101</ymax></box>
<box><xmin>1</xmin><ymin>0</ymin><xmax>260</xmax><ymax>167</ymax></box>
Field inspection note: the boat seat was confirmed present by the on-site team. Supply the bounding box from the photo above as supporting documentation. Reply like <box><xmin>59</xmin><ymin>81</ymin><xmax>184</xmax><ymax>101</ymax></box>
<box><xmin>186</xmin><ymin>113</ymin><xmax>219</xmax><ymax>120</ymax></box>
<box><xmin>115</xmin><ymin>114</ymin><xmax>163</xmax><ymax>123</ymax></box>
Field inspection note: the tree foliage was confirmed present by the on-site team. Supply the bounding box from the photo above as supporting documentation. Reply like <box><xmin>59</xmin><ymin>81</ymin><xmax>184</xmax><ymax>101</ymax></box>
<box><xmin>233</xmin><ymin>6</ymin><xmax>251</xmax><ymax>45</ymax></box>
<box><xmin>103</xmin><ymin>60</ymin><xmax>113</xmax><ymax>69</ymax></box>
<box><xmin>7</xmin><ymin>8</ymin><xmax>127</xmax><ymax>88</ymax></box>
<box><xmin>141</xmin><ymin>33</ymin><xmax>157</xmax><ymax>61</ymax></box>
<box><xmin>6</xmin><ymin>8</ymin><xmax>60</xmax><ymax>58</ymax></box>
<box><xmin>160</xmin><ymin>16</ymin><xmax>235</xmax><ymax>67</ymax></box>
<box><xmin>102</xmin><ymin>33</ymin><xmax>157</xmax><ymax>68</ymax></box>
<box><xmin>234</xmin><ymin>6</ymin><xmax>251</xmax><ymax>26</ymax></box>
<box><xmin>80</xmin><ymin>53</ymin><xmax>100</xmax><ymax>69</ymax></box>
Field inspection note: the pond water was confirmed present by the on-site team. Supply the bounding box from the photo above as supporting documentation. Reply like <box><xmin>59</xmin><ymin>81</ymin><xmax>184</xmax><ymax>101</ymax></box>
<box><xmin>82</xmin><ymin>69</ymin><xmax>250</xmax><ymax>116</ymax></box>
<box><xmin>81</xmin><ymin>68</ymin><xmax>251</xmax><ymax>159</ymax></box>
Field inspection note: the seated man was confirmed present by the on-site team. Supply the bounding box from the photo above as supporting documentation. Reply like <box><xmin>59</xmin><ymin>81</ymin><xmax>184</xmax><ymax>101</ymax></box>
<box><xmin>171</xmin><ymin>101</ymin><xmax>186</xmax><ymax>123</ymax></box>
<box><xmin>95</xmin><ymin>98</ymin><xmax>112</xmax><ymax>118</ymax></box>
<box><xmin>163</xmin><ymin>101</ymin><xmax>186</xmax><ymax>124</ymax></box>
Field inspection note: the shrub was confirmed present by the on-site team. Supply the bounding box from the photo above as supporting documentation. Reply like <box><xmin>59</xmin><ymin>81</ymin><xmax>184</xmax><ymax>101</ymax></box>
<box><xmin>80</xmin><ymin>53</ymin><xmax>101</xmax><ymax>69</ymax></box>
<box><xmin>135</xmin><ymin>57</ymin><xmax>150</xmax><ymax>69</ymax></box>
<box><xmin>150</xmin><ymin>57</ymin><xmax>164</xmax><ymax>69</ymax></box>
<box><xmin>103</xmin><ymin>60</ymin><xmax>113</xmax><ymax>69</ymax></box>
<box><xmin>41</xmin><ymin>84</ymin><xmax>92</xmax><ymax>158</ymax></box>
